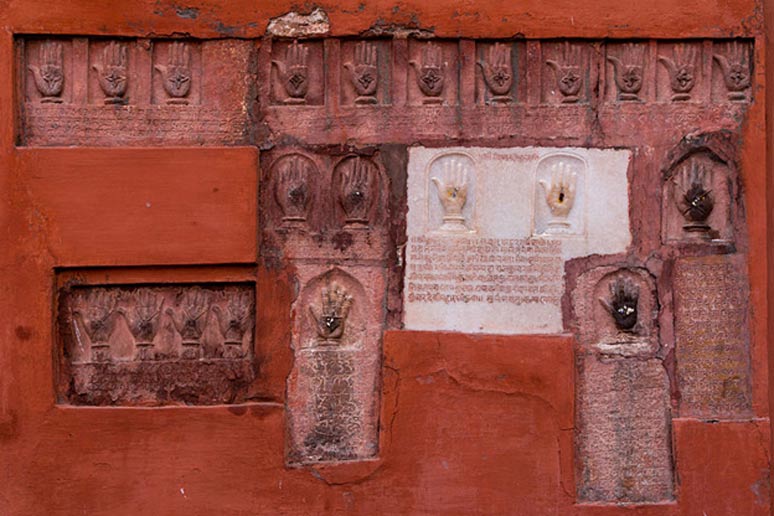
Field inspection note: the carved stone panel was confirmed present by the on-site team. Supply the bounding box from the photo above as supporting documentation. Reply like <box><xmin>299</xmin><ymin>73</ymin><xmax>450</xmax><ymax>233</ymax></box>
<box><xmin>407</xmin><ymin>39</ymin><xmax>458</xmax><ymax>106</ymax></box>
<box><xmin>19</xmin><ymin>37</ymin><xmax>254</xmax><ymax>146</ymax></box>
<box><xmin>270</xmin><ymin>39</ymin><xmax>324</xmax><ymax>105</ymax></box>
<box><xmin>576</xmin><ymin>355</ymin><xmax>673</xmax><ymax>503</ymax></box>
<box><xmin>673</xmin><ymin>254</ymin><xmax>753</xmax><ymax>418</ymax></box>
<box><xmin>404</xmin><ymin>146</ymin><xmax>631</xmax><ymax>334</ymax></box>
<box><xmin>56</xmin><ymin>283</ymin><xmax>255</xmax><ymax>406</ymax></box>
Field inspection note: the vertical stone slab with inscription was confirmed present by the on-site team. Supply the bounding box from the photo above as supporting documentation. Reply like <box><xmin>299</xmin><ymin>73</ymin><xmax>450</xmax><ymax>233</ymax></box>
<box><xmin>404</xmin><ymin>146</ymin><xmax>631</xmax><ymax>334</ymax></box>
<box><xmin>673</xmin><ymin>254</ymin><xmax>753</xmax><ymax>418</ymax></box>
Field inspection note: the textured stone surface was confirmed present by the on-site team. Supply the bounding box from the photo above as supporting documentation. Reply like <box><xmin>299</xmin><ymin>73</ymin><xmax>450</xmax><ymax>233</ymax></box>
<box><xmin>674</xmin><ymin>254</ymin><xmax>753</xmax><ymax>418</ymax></box>
<box><xmin>576</xmin><ymin>354</ymin><xmax>673</xmax><ymax>503</ymax></box>
<box><xmin>404</xmin><ymin>146</ymin><xmax>631</xmax><ymax>334</ymax></box>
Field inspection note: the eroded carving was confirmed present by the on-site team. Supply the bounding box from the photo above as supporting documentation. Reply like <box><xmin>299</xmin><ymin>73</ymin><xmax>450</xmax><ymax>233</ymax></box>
<box><xmin>273</xmin><ymin>40</ymin><xmax>310</xmax><ymax>104</ymax></box>
<box><xmin>335</xmin><ymin>156</ymin><xmax>379</xmax><ymax>225</ymax></box>
<box><xmin>713</xmin><ymin>41</ymin><xmax>751</xmax><ymax>101</ymax></box>
<box><xmin>410</xmin><ymin>42</ymin><xmax>445</xmax><ymax>104</ymax></box>
<box><xmin>673</xmin><ymin>160</ymin><xmax>714</xmax><ymax>239</ymax></box>
<box><xmin>29</xmin><ymin>40</ymin><xmax>64</xmax><ymax>103</ymax></box>
<box><xmin>344</xmin><ymin>41</ymin><xmax>378</xmax><ymax>105</ymax></box>
<box><xmin>93</xmin><ymin>41</ymin><xmax>128</xmax><ymax>104</ymax></box>
<box><xmin>272</xmin><ymin>153</ymin><xmax>315</xmax><ymax>224</ymax></box>
<box><xmin>154</xmin><ymin>41</ymin><xmax>192</xmax><ymax>104</ymax></box>
<box><xmin>308</xmin><ymin>282</ymin><xmax>353</xmax><ymax>343</ymax></box>
<box><xmin>607</xmin><ymin>43</ymin><xmax>645</xmax><ymax>101</ymax></box>
<box><xmin>546</xmin><ymin>42</ymin><xmax>583</xmax><ymax>103</ymax></box>
<box><xmin>58</xmin><ymin>284</ymin><xmax>256</xmax><ymax>406</ymax></box>
<box><xmin>478</xmin><ymin>42</ymin><xmax>513</xmax><ymax>104</ymax></box>
<box><xmin>658</xmin><ymin>43</ymin><xmax>697</xmax><ymax>101</ymax></box>
<box><xmin>431</xmin><ymin>157</ymin><xmax>471</xmax><ymax>233</ymax></box>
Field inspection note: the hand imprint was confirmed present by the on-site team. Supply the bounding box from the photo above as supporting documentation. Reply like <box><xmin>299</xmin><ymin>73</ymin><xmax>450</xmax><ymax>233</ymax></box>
<box><xmin>344</xmin><ymin>41</ymin><xmax>378</xmax><ymax>103</ymax></box>
<box><xmin>432</xmin><ymin>159</ymin><xmax>469</xmax><ymax>231</ymax></box>
<box><xmin>273</xmin><ymin>40</ymin><xmax>309</xmax><ymax>103</ymax></box>
<box><xmin>546</xmin><ymin>42</ymin><xmax>583</xmax><ymax>102</ymax></box>
<box><xmin>410</xmin><ymin>42</ymin><xmax>445</xmax><ymax>101</ymax></box>
<box><xmin>539</xmin><ymin>161</ymin><xmax>577</xmax><ymax>219</ymax></box>
<box><xmin>607</xmin><ymin>43</ymin><xmax>645</xmax><ymax>100</ymax></box>
<box><xmin>212</xmin><ymin>290</ymin><xmax>253</xmax><ymax>345</ymax></box>
<box><xmin>93</xmin><ymin>41</ymin><xmax>128</xmax><ymax>103</ymax></box>
<box><xmin>121</xmin><ymin>288</ymin><xmax>163</xmax><ymax>343</ymax></box>
<box><xmin>658</xmin><ymin>43</ymin><xmax>697</xmax><ymax>100</ymax></box>
<box><xmin>72</xmin><ymin>289</ymin><xmax>118</xmax><ymax>344</ymax></box>
<box><xmin>674</xmin><ymin>161</ymin><xmax>714</xmax><ymax>224</ymax></box>
<box><xmin>309</xmin><ymin>283</ymin><xmax>353</xmax><ymax>341</ymax></box>
<box><xmin>167</xmin><ymin>287</ymin><xmax>210</xmax><ymax>342</ymax></box>
<box><xmin>713</xmin><ymin>41</ymin><xmax>751</xmax><ymax>100</ymax></box>
<box><xmin>339</xmin><ymin>157</ymin><xmax>376</xmax><ymax>224</ymax></box>
<box><xmin>29</xmin><ymin>40</ymin><xmax>64</xmax><ymax>102</ymax></box>
<box><xmin>599</xmin><ymin>277</ymin><xmax>639</xmax><ymax>332</ymax></box>
<box><xmin>154</xmin><ymin>42</ymin><xmax>192</xmax><ymax>103</ymax></box>
<box><xmin>478</xmin><ymin>42</ymin><xmax>513</xmax><ymax>100</ymax></box>
<box><xmin>274</xmin><ymin>154</ymin><xmax>312</xmax><ymax>222</ymax></box>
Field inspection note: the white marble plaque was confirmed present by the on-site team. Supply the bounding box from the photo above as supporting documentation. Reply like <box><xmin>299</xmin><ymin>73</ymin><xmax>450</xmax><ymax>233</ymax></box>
<box><xmin>404</xmin><ymin>146</ymin><xmax>631</xmax><ymax>334</ymax></box>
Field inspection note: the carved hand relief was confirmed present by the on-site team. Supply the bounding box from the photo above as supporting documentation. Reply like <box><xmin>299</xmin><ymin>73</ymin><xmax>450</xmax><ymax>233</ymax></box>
<box><xmin>607</xmin><ymin>43</ymin><xmax>645</xmax><ymax>101</ymax></box>
<box><xmin>713</xmin><ymin>41</ymin><xmax>751</xmax><ymax>101</ymax></box>
<box><xmin>272</xmin><ymin>153</ymin><xmax>315</xmax><ymax>224</ymax></box>
<box><xmin>273</xmin><ymin>40</ymin><xmax>310</xmax><ymax>104</ymax></box>
<box><xmin>344</xmin><ymin>41</ymin><xmax>378</xmax><ymax>105</ymax></box>
<box><xmin>599</xmin><ymin>276</ymin><xmax>639</xmax><ymax>332</ymax></box>
<box><xmin>308</xmin><ymin>282</ymin><xmax>353</xmax><ymax>343</ymax></box>
<box><xmin>410</xmin><ymin>41</ymin><xmax>446</xmax><ymax>104</ymax></box>
<box><xmin>29</xmin><ymin>40</ymin><xmax>65</xmax><ymax>102</ymax></box>
<box><xmin>428</xmin><ymin>154</ymin><xmax>475</xmax><ymax>234</ymax></box>
<box><xmin>335</xmin><ymin>156</ymin><xmax>379</xmax><ymax>225</ymax></box>
<box><xmin>546</xmin><ymin>42</ymin><xmax>583</xmax><ymax>103</ymax></box>
<box><xmin>533</xmin><ymin>154</ymin><xmax>585</xmax><ymax>237</ymax></box>
<box><xmin>673</xmin><ymin>160</ymin><xmax>714</xmax><ymax>239</ymax></box>
<box><xmin>154</xmin><ymin>41</ymin><xmax>192</xmax><ymax>104</ymax></box>
<box><xmin>477</xmin><ymin>42</ymin><xmax>513</xmax><ymax>104</ymax></box>
<box><xmin>58</xmin><ymin>284</ymin><xmax>255</xmax><ymax>405</ymax></box>
<box><xmin>658</xmin><ymin>43</ymin><xmax>698</xmax><ymax>101</ymax></box>
<box><xmin>93</xmin><ymin>41</ymin><xmax>128</xmax><ymax>104</ymax></box>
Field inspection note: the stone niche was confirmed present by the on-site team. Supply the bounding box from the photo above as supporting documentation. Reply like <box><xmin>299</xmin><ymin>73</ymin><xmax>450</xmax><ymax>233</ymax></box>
<box><xmin>403</xmin><ymin>145</ymin><xmax>631</xmax><ymax>334</ymax></box>
<box><xmin>56</xmin><ymin>283</ymin><xmax>256</xmax><ymax>406</ymax></box>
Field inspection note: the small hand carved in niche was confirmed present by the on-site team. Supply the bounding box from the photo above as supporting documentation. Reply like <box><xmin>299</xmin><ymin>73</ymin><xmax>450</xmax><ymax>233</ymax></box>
<box><xmin>212</xmin><ymin>290</ymin><xmax>253</xmax><ymax>356</ymax></box>
<box><xmin>478</xmin><ymin>42</ymin><xmax>513</xmax><ymax>103</ymax></box>
<box><xmin>118</xmin><ymin>289</ymin><xmax>163</xmax><ymax>360</ymax></box>
<box><xmin>338</xmin><ymin>157</ymin><xmax>377</xmax><ymax>225</ymax></box>
<box><xmin>167</xmin><ymin>287</ymin><xmax>210</xmax><ymax>357</ymax></box>
<box><xmin>72</xmin><ymin>289</ymin><xmax>119</xmax><ymax>361</ymax></box>
<box><xmin>713</xmin><ymin>41</ymin><xmax>751</xmax><ymax>101</ymax></box>
<box><xmin>410</xmin><ymin>42</ymin><xmax>446</xmax><ymax>104</ymax></box>
<box><xmin>539</xmin><ymin>160</ymin><xmax>577</xmax><ymax>233</ymax></box>
<box><xmin>673</xmin><ymin>160</ymin><xmax>714</xmax><ymax>239</ymax></box>
<box><xmin>432</xmin><ymin>158</ymin><xmax>470</xmax><ymax>233</ymax></box>
<box><xmin>274</xmin><ymin>154</ymin><xmax>313</xmax><ymax>224</ymax></box>
<box><xmin>93</xmin><ymin>41</ymin><xmax>128</xmax><ymax>104</ymax></box>
<box><xmin>599</xmin><ymin>277</ymin><xmax>640</xmax><ymax>332</ymax></box>
<box><xmin>273</xmin><ymin>40</ymin><xmax>309</xmax><ymax>104</ymax></box>
<box><xmin>607</xmin><ymin>43</ymin><xmax>645</xmax><ymax>101</ymax></box>
<box><xmin>344</xmin><ymin>41</ymin><xmax>378</xmax><ymax>105</ymax></box>
<box><xmin>658</xmin><ymin>43</ymin><xmax>697</xmax><ymax>101</ymax></box>
<box><xmin>29</xmin><ymin>40</ymin><xmax>64</xmax><ymax>103</ymax></box>
<box><xmin>154</xmin><ymin>41</ymin><xmax>192</xmax><ymax>104</ymax></box>
<box><xmin>308</xmin><ymin>283</ymin><xmax>353</xmax><ymax>343</ymax></box>
<box><xmin>546</xmin><ymin>42</ymin><xmax>583</xmax><ymax>103</ymax></box>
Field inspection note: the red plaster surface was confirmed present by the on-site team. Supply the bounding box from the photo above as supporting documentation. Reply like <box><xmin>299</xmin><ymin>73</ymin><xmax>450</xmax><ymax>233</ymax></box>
<box><xmin>0</xmin><ymin>1</ymin><xmax>771</xmax><ymax>515</ymax></box>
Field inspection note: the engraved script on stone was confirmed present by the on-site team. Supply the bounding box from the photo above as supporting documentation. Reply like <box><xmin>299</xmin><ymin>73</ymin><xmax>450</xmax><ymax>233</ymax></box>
<box><xmin>404</xmin><ymin>146</ymin><xmax>631</xmax><ymax>334</ymax></box>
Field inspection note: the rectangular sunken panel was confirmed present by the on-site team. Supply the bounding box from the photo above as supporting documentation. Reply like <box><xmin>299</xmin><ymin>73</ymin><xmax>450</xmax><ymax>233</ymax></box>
<box><xmin>56</xmin><ymin>283</ymin><xmax>256</xmax><ymax>406</ymax></box>
<box><xmin>18</xmin><ymin>37</ymin><xmax>254</xmax><ymax>146</ymax></box>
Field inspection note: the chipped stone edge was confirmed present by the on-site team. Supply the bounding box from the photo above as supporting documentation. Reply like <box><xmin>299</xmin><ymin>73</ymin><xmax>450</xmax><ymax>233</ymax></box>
<box><xmin>267</xmin><ymin>7</ymin><xmax>331</xmax><ymax>38</ymax></box>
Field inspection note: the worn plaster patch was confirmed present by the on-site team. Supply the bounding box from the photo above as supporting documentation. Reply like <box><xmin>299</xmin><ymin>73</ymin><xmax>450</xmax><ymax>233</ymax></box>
<box><xmin>267</xmin><ymin>8</ymin><xmax>330</xmax><ymax>38</ymax></box>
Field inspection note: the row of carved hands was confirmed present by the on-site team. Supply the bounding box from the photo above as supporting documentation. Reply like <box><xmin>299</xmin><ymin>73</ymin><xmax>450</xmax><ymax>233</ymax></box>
<box><xmin>273</xmin><ymin>154</ymin><xmax>378</xmax><ymax>224</ymax></box>
<box><xmin>71</xmin><ymin>287</ymin><xmax>253</xmax><ymax>344</ymax></box>
<box><xmin>29</xmin><ymin>40</ymin><xmax>192</xmax><ymax>103</ymax></box>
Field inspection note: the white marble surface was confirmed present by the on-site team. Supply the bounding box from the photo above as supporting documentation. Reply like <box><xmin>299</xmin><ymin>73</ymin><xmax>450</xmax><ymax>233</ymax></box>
<box><xmin>404</xmin><ymin>145</ymin><xmax>632</xmax><ymax>334</ymax></box>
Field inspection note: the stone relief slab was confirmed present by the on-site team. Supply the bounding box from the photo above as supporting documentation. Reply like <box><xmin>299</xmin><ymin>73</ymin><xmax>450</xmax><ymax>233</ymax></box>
<box><xmin>404</xmin><ymin>146</ymin><xmax>631</xmax><ymax>334</ymax></box>
<box><xmin>56</xmin><ymin>283</ymin><xmax>255</xmax><ymax>406</ymax></box>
